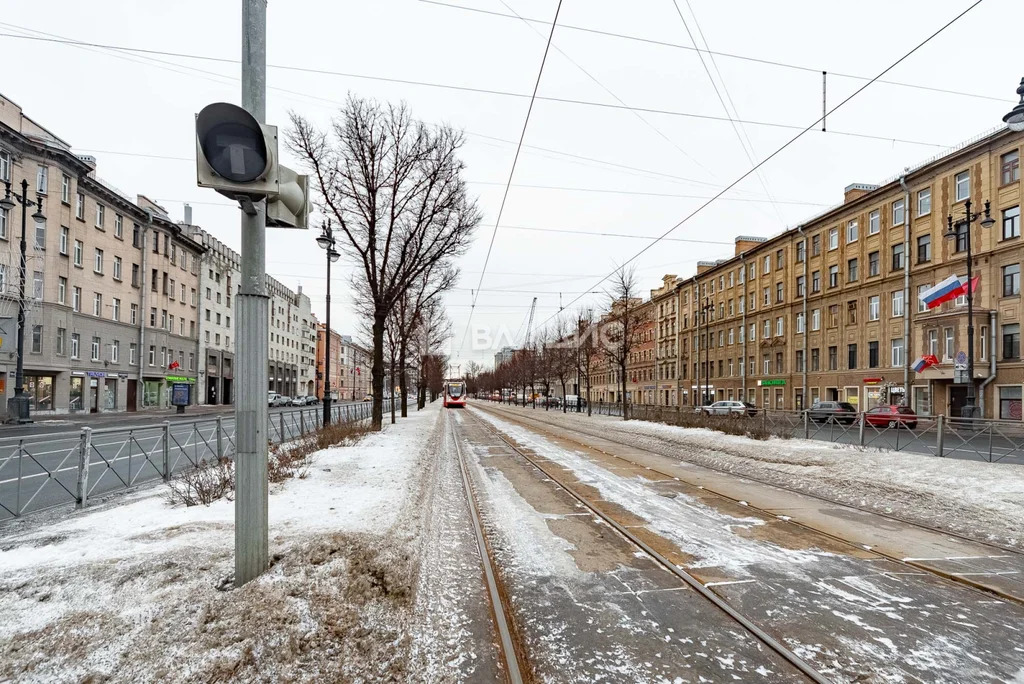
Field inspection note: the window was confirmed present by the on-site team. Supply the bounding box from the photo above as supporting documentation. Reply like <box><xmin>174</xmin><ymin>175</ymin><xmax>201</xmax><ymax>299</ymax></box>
<box><xmin>775</xmin><ymin>352</ymin><xmax>784</xmax><ymax>374</ymax></box>
<box><xmin>776</xmin><ymin>249</ymin><xmax>784</xmax><ymax>269</ymax></box>
<box><xmin>944</xmin><ymin>327</ymin><xmax>954</xmax><ymax>360</ymax></box>
<box><xmin>848</xmin><ymin>344</ymin><xmax>858</xmax><ymax>370</ymax></box>
<box><xmin>846</xmin><ymin>220</ymin><xmax>858</xmax><ymax>243</ymax></box>
<box><xmin>73</xmin><ymin>240</ymin><xmax>83</xmax><ymax>266</ymax></box>
<box><xmin>828</xmin><ymin>227</ymin><xmax>838</xmax><ymax>250</ymax></box>
<box><xmin>749</xmin><ymin>323</ymin><xmax>756</xmax><ymax>341</ymax></box>
<box><xmin>763</xmin><ymin>355</ymin><xmax>770</xmax><ymax>374</ymax></box>
<box><xmin>58</xmin><ymin>276</ymin><xmax>66</xmax><ymax>304</ymax></box>
<box><xmin>796</xmin><ymin>275</ymin><xmax>805</xmax><ymax>297</ymax></box>
<box><xmin>795</xmin><ymin>312</ymin><xmax>805</xmax><ymax>334</ymax></box>
<box><xmin>828</xmin><ymin>264</ymin><xmax>839</xmax><ymax>288</ymax></box>
<box><xmin>132</xmin><ymin>264</ymin><xmax>140</xmax><ymax>288</ymax></box>
<box><xmin>917</xmin><ymin>234</ymin><xmax>931</xmax><ymax>263</ymax></box>
<box><xmin>130</xmin><ymin>303</ymin><xmax>138</xmax><ymax>325</ymax></box>
<box><xmin>1003</xmin><ymin>263</ymin><xmax>1020</xmax><ymax>297</ymax></box>
<box><xmin>129</xmin><ymin>343</ymin><xmax>138</xmax><ymax>366</ymax></box>
<box><xmin>955</xmin><ymin>170</ymin><xmax>970</xmax><ymax>202</ymax></box>
<box><xmin>190</xmin><ymin>288</ymin><xmax>197</xmax><ymax>306</ymax></box>
<box><xmin>91</xmin><ymin>336</ymin><xmax>101</xmax><ymax>361</ymax></box>
<box><xmin>954</xmin><ymin>223</ymin><xmax>969</xmax><ymax>252</ymax></box>
<box><xmin>847</xmin><ymin>258</ymin><xmax>858</xmax><ymax>282</ymax></box>
<box><xmin>59</xmin><ymin>226</ymin><xmax>68</xmax><ymax>254</ymax></box>
<box><xmin>0</xmin><ymin>206</ymin><xmax>7</xmax><ymax>240</ymax></box>
<box><xmin>180</xmin><ymin>283</ymin><xmax>186</xmax><ymax>302</ymax></box>
<box><xmin>749</xmin><ymin>263</ymin><xmax>756</xmax><ymax>280</ymax></box>
<box><xmin>113</xmin><ymin>256</ymin><xmax>122</xmax><ymax>281</ymax></box>
<box><xmin>868</xmin><ymin>341</ymin><xmax>879</xmax><ymax>368</ymax></box>
<box><xmin>32</xmin><ymin>271</ymin><xmax>42</xmax><ymax>300</ymax></box>
<box><xmin>763</xmin><ymin>287</ymin><xmax>769</xmax><ymax>306</ymax></box>
<box><xmin>206</xmin><ymin>287</ymin><xmax>212</xmax><ymax>300</ymax></box>
<box><xmin>928</xmin><ymin>330</ymin><xmax>938</xmax><ymax>356</ymax></box>
<box><xmin>148</xmin><ymin>345</ymin><xmax>156</xmax><ymax>366</ymax></box>
<box><xmin>828</xmin><ymin>346</ymin><xmax>838</xmax><ymax>370</ymax></box>
<box><xmin>828</xmin><ymin>304</ymin><xmax>838</xmax><ymax>328</ymax></box>
<box><xmin>811</xmin><ymin>348</ymin><xmax>820</xmax><ymax>371</ymax></box>
<box><xmin>868</xmin><ymin>210</ymin><xmax>880</xmax><ymax>234</ymax></box>
<box><xmin>892</xmin><ymin>290</ymin><xmax>904</xmax><ymax>317</ymax></box>
<box><xmin>150</xmin><ymin>307</ymin><xmax>157</xmax><ymax>327</ymax></box>
<box><xmin>31</xmin><ymin>325</ymin><xmax>42</xmax><ymax>354</ymax></box>
<box><xmin>776</xmin><ymin>282</ymin><xmax>783</xmax><ymax>303</ymax></box>
<box><xmin>111</xmin><ymin>297</ymin><xmax>121</xmax><ymax>321</ymax></box>
<box><xmin>36</xmin><ymin>165</ymin><xmax>48</xmax><ymax>194</ymax></box>
<box><xmin>892</xmin><ymin>198</ymin><xmax>905</xmax><ymax>226</ymax></box>
<box><xmin>71</xmin><ymin>334</ymin><xmax>80</xmax><ymax>359</ymax></box>
<box><xmin>160</xmin><ymin>347</ymin><xmax>167</xmax><ymax>367</ymax></box>
<box><xmin>93</xmin><ymin>292</ymin><xmax>102</xmax><ymax>317</ymax></box>
<box><xmin>982</xmin><ymin>325</ymin><xmax>988</xmax><ymax>361</ymax></box>
<box><xmin>76</xmin><ymin>192</ymin><xmax>84</xmax><ymax>220</ymax></box>
<box><xmin>891</xmin><ymin>243</ymin><xmax>904</xmax><ymax>270</ymax></box>
<box><xmin>763</xmin><ymin>319</ymin><xmax>770</xmax><ymax>339</ymax></box>
<box><xmin>1004</xmin><ymin>206</ymin><xmax>1021</xmax><ymax>240</ymax></box>
<box><xmin>133</xmin><ymin>224</ymin><xmax>141</xmax><ymax>248</ymax></box>
<box><xmin>111</xmin><ymin>341</ymin><xmax>120</xmax><ymax>364</ymax></box>
<box><xmin>868</xmin><ymin>295</ymin><xmax>880</xmax><ymax>321</ymax></box>
<box><xmin>94</xmin><ymin>248</ymin><xmax>104</xmax><ymax>274</ymax></box>
<box><xmin>34</xmin><ymin>219</ymin><xmax>45</xmax><ymax>249</ymax></box>
<box><xmin>114</xmin><ymin>214</ymin><xmax>123</xmax><ymax>238</ymax></box>
<box><xmin>811</xmin><ymin>270</ymin><xmax>820</xmax><ymax>293</ymax></box>
<box><xmin>56</xmin><ymin>327</ymin><xmax>65</xmax><ymax>356</ymax></box>
<box><xmin>72</xmin><ymin>287</ymin><xmax>81</xmax><ymax>312</ymax></box>
<box><xmin>169</xmin><ymin>279</ymin><xmax>176</xmax><ymax>300</ymax></box>
<box><xmin>891</xmin><ymin>339</ymin><xmax>904</xmax><ymax>367</ymax></box>
<box><xmin>796</xmin><ymin>240</ymin><xmax>806</xmax><ymax>263</ymax></box>
<box><xmin>95</xmin><ymin>204</ymin><xmax>105</xmax><ymax>228</ymax></box>
<box><xmin>0</xmin><ymin>149</ymin><xmax>8</xmax><ymax>181</ymax></box>
<box><xmin>153</xmin><ymin>233</ymin><xmax>160</xmax><ymax>253</ymax></box>
<box><xmin>917</xmin><ymin>188</ymin><xmax>931</xmax><ymax>217</ymax></box>
<box><xmin>867</xmin><ymin>250</ymin><xmax>879</xmax><ymax>277</ymax></box>
<box><xmin>1004</xmin><ymin>324</ymin><xmax>1020</xmax><ymax>360</ymax></box>
<box><xmin>811</xmin><ymin>233</ymin><xmax>821</xmax><ymax>256</ymax></box>
<box><xmin>847</xmin><ymin>300</ymin><xmax>858</xmax><ymax>325</ymax></box>
<box><xmin>775</xmin><ymin>317</ymin><xmax>784</xmax><ymax>337</ymax></box>
<box><xmin>189</xmin><ymin>353</ymin><xmax>195</xmax><ymax>371</ymax></box>
<box><xmin>811</xmin><ymin>308</ymin><xmax>820</xmax><ymax>331</ymax></box>
<box><xmin>1000</xmin><ymin>386</ymin><xmax>1022</xmax><ymax>420</ymax></box>
<box><xmin>1002</xmin><ymin>150</ymin><xmax>1020</xmax><ymax>185</ymax></box>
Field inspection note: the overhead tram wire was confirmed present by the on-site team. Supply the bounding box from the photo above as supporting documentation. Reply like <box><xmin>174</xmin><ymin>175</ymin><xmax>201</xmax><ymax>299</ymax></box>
<box><xmin>534</xmin><ymin>0</ymin><xmax>986</xmax><ymax>333</ymax></box>
<box><xmin>457</xmin><ymin>0</ymin><xmax>565</xmax><ymax>357</ymax></box>
<box><xmin>0</xmin><ymin>27</ymin><xmax>951</xmax><ymax>149</ymax></box>
<box><xmin>417</xmin><ymin>0</ymin><xmax>1010</xmax><ymax>104</ymax></box>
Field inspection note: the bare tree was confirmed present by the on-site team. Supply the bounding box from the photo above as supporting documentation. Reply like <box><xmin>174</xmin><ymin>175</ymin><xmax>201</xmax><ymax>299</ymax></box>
<box><xmin>548</xmin><ymin>317</ymin><xmax>575</xmax><ymax>413</ymax></box>
<box><xmin>288</xmin><ymin>96</ymin><xmax>481</xmax><ymax>430</ymax></box>
<box><xmin>411</xmin><ymin>300</ymin><xmax>452</xmax><ymax>409</ymax></box>
<box><xmin>575</xmin><ymin>309</ymin><xmax>596</xmax><ymax>417</ymax></box>
<box><xmin>601</xmin><ymin>267</ymin><xmax>647</xmax><ymax>420</ymax></box>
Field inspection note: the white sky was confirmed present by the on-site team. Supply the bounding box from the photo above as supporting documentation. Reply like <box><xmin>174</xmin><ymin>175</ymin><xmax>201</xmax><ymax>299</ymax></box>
<box><xmin>3</xmin><ymin>0</ymin><xmax>1021</xmax><ymax>371</ymax></box>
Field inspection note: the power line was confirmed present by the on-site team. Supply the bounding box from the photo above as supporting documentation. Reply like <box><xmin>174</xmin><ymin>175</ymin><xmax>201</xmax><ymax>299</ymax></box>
<box><xmin>0</xmin><ymin>27</ymin><xmax>950</xmax><ymax>148</ymax></box>
<box><xmin>419</xmin><ymin>0</ymin><xmax>1010</xmax><ymax>104</ymax></box>
<box><xmin>459</xmin><ymin>0</ymin><xmax>564</xmax><ymax>356</ymax></box>
<box><xmin>498</xmin><ymin>224</ymin><xmax>732</xmax><ymax>244</ymax></box>
<box><xmin>535</xmin><ymin>0</ymin><xmax>986</xmax><ymax>332</ymax></box>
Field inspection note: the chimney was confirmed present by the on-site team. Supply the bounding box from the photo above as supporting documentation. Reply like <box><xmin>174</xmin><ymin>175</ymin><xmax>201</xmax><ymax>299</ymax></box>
<box><xmin>76</xmin><ymin>154</ymin><xmax>97</xmax><ymax>178</ymax></box>
<box><xmin>696</xmin><ymin>260</ymin><xmax>718</xmax><ymax>275</ymax></box>
<box><xmin>844</xmin><ymin>183</ymin><xmax>879</xmax><ymax>204</ymax></box>
<box><xmin>183</xmin><ymin>203</ymin><xmax>193</xmax><ymax>225</ymax></box>
<box><xmin>734</xmin><ymin>235</ymin><xmax>767</xmax><ymax>256</ymax></box>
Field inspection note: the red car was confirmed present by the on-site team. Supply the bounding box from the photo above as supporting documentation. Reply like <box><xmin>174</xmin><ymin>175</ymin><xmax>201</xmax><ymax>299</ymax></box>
<box><xmin>863</xmin><ymin>405</ymin><xmax>918</xmax><ymax>429</ymax></box>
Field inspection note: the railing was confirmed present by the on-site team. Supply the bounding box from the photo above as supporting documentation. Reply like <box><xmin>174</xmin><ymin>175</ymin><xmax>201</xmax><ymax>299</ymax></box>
<box><xmin>0</xmin><ymin>400</ymin><xmax>390</xmax><ymax>521</ymax></box>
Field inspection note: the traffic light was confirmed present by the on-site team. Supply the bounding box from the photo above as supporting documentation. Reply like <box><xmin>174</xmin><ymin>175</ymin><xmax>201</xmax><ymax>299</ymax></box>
<box><xmin>195</xmin><ymin>102</ymin><xmax>309</xmax><ymax>229</ymax></box>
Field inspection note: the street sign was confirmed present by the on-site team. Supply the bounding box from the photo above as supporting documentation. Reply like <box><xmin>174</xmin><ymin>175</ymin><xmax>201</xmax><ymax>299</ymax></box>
<box><xmin>955</xmin><ymin>351</ymin><xmax>967</xmax><ymax>370</ymax></box>
<box><xmin>954</xmin><ymin>369</ymin><xmax>970</xmax><ymax>384</ymax></box>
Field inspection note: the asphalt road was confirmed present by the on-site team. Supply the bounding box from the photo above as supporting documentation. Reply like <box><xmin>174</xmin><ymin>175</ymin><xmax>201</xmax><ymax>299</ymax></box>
<box><xmin>0</xmin><ymin>401</ymin><xmax>373</xmax><ymax>519</ymax></box>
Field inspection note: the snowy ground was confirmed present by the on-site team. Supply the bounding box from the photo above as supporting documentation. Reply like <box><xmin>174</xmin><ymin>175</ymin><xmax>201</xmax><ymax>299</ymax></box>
<box><xmin>0</xmin><ymin>402</ymin><xmax>487</xmax><ymax>683</ymax></box>
<box><xmin>482</xmin><ymin>404</ymin><xmax>1024</xmax><ymax>549</ymax></box>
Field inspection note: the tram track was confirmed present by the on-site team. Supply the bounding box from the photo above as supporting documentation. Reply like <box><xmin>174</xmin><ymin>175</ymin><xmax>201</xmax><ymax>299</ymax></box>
<box><xmin>458</xmin><ymin>407</ymin><xmax>829</xmax><ymax>684</ymax></box>
<box><xmin>477</xmin><ymin>401</ymin><xmax>1024</xmax><ymax>605</ymax></box>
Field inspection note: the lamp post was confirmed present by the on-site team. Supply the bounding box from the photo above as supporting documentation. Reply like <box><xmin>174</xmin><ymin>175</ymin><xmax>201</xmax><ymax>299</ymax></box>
<box><xmin>0</xmin><ymin>179</ymin><xmax>45</xmax><ymax>423</ymax></box>
<box><xmin>943</xmin><ymin>198</ymin><xmax>994</xmax><ymax>418</ymax></box>
<box><xmin>697</xmin><ymin>296</ymin><xmax>714</xmax><ymax>408</ymax></box>
<box><xmin>1003</xmin><ymin>77</ymin><xmax>1024</xmax><ymax>132</ymax></box>
<box><xmin>315</xmin><ymin>219</ymin><xmax>340</xmax><ymax>425</ymax></box>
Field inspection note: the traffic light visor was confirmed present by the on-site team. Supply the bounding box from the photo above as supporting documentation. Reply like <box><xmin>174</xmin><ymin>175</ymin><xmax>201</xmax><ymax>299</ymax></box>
<box><xmin>196</xmin><ymin>103</ymin><xmax>269</xmax><ymax>183</ymax></box>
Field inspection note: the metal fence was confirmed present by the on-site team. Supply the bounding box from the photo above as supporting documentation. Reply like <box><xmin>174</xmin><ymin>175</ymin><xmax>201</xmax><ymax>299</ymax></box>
<box><xmin>0</xmin><ymin>400</ymin><xmax>389</xmax><ymax>521</ymax></box>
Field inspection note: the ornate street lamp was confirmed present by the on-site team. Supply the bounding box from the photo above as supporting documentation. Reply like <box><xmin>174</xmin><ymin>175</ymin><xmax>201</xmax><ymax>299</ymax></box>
<box><xmin>316</xmin><ymin>219</ymin><xmax>340</xmax><ymax>425</ymax></box>
<box><xmin>1002</xmin><ymin>78</ymin><xmax>1024</xmax><ymax>132</ymax></box>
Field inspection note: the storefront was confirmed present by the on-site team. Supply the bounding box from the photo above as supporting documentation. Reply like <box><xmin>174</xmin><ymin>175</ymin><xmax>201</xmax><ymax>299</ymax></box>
<box><xmin>166</xmin><ymin>375</ymin><xmax>196</xmax><ymax>406</ymax></box>
<box><xmin>757</xmin><ymin>379</ymin><xmax>785</xmax><ymax>410</ymax></box>
<box><xmin>25</xmin><ymin>373</ymin><xmax>55</xmax><ymax>411</ymax></box>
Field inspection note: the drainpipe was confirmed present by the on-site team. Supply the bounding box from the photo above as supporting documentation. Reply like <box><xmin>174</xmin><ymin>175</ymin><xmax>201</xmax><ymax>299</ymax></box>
<box><xmin>797</xmin><ymin>226</ymin><xmax>808</xmax><ymax>411</ymax></box>
<box><xmin>137</xmin><ymin>211</ymin><xmax>152</xmax><ymax>410</ymax></box>
<box><xmin>739</xmin><ymin>254</ymin><xmax>747</xmax><ymax>399</ymax></box>
<box><xmin>195</xmin><ymin>242</ymin><xmax>204</xmax><ymax>405</ymax></box>
<box><xmin>899</xmin><ymin>174</ymin><xmax>912</xmax><ymax>405</ymax></box>
<box><xmin>979</xmin><ymin>310</ymin><xmax>997</xmax><ymax>418</ymax></box>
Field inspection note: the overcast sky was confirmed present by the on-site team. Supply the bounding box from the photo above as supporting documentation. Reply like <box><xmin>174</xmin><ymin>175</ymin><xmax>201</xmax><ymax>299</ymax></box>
<box><xmin>4</xmin><ymin>0</ymin><xmax>1021</xmax><ymax>371</ymax></box>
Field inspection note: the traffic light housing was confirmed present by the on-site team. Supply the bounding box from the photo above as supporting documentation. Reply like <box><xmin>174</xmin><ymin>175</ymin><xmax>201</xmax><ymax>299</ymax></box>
<box><xmin>196</xmin><ymin>102</ymin><xmax>309</xmax><ymax>229</ymax></box>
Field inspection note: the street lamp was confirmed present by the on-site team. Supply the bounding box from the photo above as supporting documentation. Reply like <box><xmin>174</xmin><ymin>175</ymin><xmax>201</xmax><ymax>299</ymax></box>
<box><xmin>1</xmin><ymin>179</ymin><xmax>45</xmax><ymax>423</ymax></box>
<box><xmin>697</xmin><ymin>296</ymin><xmax>714</xmax><ymax>408</ymax></box>
<box><xmin>316</xmin><ymin>219</ymin><xmax>340</xmax><ymax>425</ymax></box>
<box><xmin>943</xmin><ymin>198</ymin><xmax>993</xmax><ymax>419</ymax></box>
<box><xmin>1003</xmin><ymin>77</ymin><xmax>1024</xmax><ymax>132</ymax></box>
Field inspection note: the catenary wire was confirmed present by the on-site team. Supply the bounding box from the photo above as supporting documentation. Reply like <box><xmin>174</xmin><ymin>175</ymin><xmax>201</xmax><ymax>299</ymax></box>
<box><xmin>532</xmin><ymin>0</ymin><xmax>986</xmax><ymax>334</ymax></box>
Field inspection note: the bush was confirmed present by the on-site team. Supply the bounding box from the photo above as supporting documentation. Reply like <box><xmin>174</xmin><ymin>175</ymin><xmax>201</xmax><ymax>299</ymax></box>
<box><xmin>167</xmin><ymin>457</ymin><xmax>235</xmax><ymax>507</ymax></box>
<box><xmin>628</xmin><ymin>406</ymin><xmax>790</xmax><ymax>441</ymax></box>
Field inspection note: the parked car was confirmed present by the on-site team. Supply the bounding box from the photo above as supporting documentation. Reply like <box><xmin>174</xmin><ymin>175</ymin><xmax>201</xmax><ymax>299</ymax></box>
<box><xmin>863</xmin><ymin>405</ymin><xmax>918</xmax><ymax>429</ymax></box>
<box><xmin>273</xmin><ymin>395</ymin><xmax>292</xmax><ymax>407</ymax></box>
<box><xmin>807</xmin><ymin>401</ymin><xmax>857</xmax><ymax>424</ymax></box>
<box><xmin>268</xmin><ymin>391</ymin><xmax>282</xmax><ymax>407</ymax></box>
<box><xmin>305</xmin><ymin>395</ymin><xmax>320</xmax><ymax>405</ymax></box>
<box><xmin>362</xmin><ymin>395</ymin><xmax>373</xmax><ymax>402</ymax></box>
<box><xmin>564</xmin><ymin>395</ymin><xmax>588</xmax><ymax>409</ymax></box>
<box><xmin>291</xmin><ymin>396</ymin><xmax>308</xmax><ymax>406</ymax></box>
<box><xmin>697</xmin><ymin>400</ymin><xmax>757</xmax><ymax>417</ymax></box>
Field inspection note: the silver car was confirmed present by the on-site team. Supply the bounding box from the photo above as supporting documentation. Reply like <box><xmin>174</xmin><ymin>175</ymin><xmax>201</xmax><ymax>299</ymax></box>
<box><xmin>698</xmin><ymin>400</ymin><xmax>756</xmax><ymax>417</ymax></box>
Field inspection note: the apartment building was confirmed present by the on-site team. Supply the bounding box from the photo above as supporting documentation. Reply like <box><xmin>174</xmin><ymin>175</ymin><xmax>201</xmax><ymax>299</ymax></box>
<box><xmin>0</xmin><ymin>93</ymin><xmax>204</xmax><ymax>415</ymax></box>
<box><xmin>315</xmin><ymin>324</ymin><xmax>343</xmax><ymax>400</ymax></box>
<box><xmin>651</xmin><ymin>274</ymin><xmax>682</xmax><ymax>406</ymax></box>
<box><xmin>340</xmin><ymin>335</ymin><xmax>371</xmax><ymax>400</ymax></box>
<box><xmin>627</xmin><ymin>300</ymin><xmax>656</xmax><ymax>405</ymax></box>
<box><xmin>610</xmin><ymin>125</ymin><xmax>1024</xmax><ymax>419</ymax></box>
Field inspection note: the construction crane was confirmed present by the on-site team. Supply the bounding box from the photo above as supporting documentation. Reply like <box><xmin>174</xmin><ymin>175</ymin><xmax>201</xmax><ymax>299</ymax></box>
<box><xmin>524</xmin><ymin>297</ymin><xmax>538</xmax><ymax>347</ymax></box>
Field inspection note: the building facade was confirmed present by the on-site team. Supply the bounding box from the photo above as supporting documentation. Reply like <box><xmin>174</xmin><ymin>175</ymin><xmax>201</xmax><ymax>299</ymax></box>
<box><xmin>315</xmin><ymin>324</ymin><xmax>343</xmax><ymax>400</ymax></box>
<box><xmin>340</xmin><ymin>335</ymin><xmax>371</xmax><ymax>400</ymax></box>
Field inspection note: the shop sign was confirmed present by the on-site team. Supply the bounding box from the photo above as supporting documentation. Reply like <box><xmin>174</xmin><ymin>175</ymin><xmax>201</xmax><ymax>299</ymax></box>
<box><xmin>118</xmin><ymin>373</ymin><xmax>128</xmax><ymax>379</ymax></box>
<box><xmin>86</xmin><ymin>371</ymin><xmax>106</xmax><ymax>378</ymax></box>
<box><xmin>863</xmin><ymin>377</ymin><xmax>882</xmax><ymax>384</ymax></box>
<box><xmin>758</xmin><ymin>379</ymin><xmax>786</xmax><ymax>387</ymax></box>
<box><xmin>166</xmin><ymin>375</ymin><xmax>196</xmax><ymax>384</ymax></box>
<box><xmin>71</xmin><ymin>371</ymin><xmax>85</xmax><ymax>377</ymax></box>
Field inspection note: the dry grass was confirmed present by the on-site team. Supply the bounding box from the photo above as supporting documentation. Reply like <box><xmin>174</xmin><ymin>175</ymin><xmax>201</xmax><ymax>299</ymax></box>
<box><xmin>166</xmin><ymin>457</ymin><xmax>235</xmax><ymax>507</ymax></box>
<box><xmin>628</xmin><ymin>407</ymin><xmax>791</xmax><ymax>441</ymax></box>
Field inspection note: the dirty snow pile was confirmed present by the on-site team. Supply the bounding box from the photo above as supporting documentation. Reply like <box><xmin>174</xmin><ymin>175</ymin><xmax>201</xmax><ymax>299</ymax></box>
<box><xmin>0</xmin><ymin>404</ymin><xmax>446</xmax><ymax>683</ymax></box>
<box><xmin>488</xmin><ymin>405</ymin><xmax>1024</xmax><ymax>549</ymax></box>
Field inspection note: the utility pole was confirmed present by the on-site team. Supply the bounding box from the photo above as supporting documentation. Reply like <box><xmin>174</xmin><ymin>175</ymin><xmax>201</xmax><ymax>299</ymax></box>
<box><xmin>235</xmin><ymin>0</ymin><xmax>269</xmax><ymax>587</ymax></box>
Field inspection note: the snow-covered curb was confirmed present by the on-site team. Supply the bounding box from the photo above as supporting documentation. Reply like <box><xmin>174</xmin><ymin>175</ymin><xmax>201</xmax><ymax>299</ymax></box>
<box><xmin>484</xmin><ymin>405</ymin><xmax>1024</xmax><ymax>549</ymax></box>
<box><xmin>0</xmin><ymin>403</ymin><xmax>443</xmax><ymax>683</ymax></box>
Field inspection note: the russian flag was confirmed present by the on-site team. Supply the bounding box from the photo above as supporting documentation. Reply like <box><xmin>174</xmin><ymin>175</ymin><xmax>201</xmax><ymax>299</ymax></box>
<box><xmin>919</xmin><ymin>275</ymin><xmax>977</xmax><ymax>309</ymax></box>
<box><xmin>910</xmin><ymin>354</ymin><xmax>939</xmax><ymax>373</ymax></box>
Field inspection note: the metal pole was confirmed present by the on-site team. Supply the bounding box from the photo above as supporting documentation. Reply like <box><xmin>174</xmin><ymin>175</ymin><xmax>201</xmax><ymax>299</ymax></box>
<box><xmin>235</xmin><ymin>0</ymin><xmax>269</xmax><ymax>587</ymax></box>
<box><xmin>162</xmin><ymin>421</ymin><xmax>171</xmax><ymax>480</ymax></box>
<box><xmin>10</xmin><ymin>179</ymin><xmax>30</xmax><ymax>422</ymax></box>
<box><xmin>964</xmin><ymin>199</ymin><xmax>976</xmax><ymax>418</ymax></box>
<box><xmin>322</xmin><ymin>239</ymin><xmax>332</xmax><ymax>426</ymax></box>
<box><xmin>76</xmin><ymin>428</ymin><xmax>92</xmax><ymax>509</ymax></box>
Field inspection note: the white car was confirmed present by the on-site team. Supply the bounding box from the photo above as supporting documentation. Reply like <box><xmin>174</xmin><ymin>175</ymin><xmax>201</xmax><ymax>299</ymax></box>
<box><xmin>697</xmin><ymin>400</ymin><xmax>756</xmax><ymax>417</ymax></box>
<box><xmin>291</xmin><ymin>396</ymin><xmax>308</xmax><ymax>406</ymax></box>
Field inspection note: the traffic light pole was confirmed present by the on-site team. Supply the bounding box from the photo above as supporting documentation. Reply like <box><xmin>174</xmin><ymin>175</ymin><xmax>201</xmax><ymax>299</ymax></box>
<box><xmin>235</xmin><ymin>0</ymin><xmax>269</xmax><ymax>587</ymax></box>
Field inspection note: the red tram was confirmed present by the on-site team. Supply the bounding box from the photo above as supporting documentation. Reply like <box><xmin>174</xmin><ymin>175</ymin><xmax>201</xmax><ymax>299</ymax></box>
<box><xmin>443</xmin><ymin>380</ymin><xmax>467</xmax><ymax>408</ymax></box>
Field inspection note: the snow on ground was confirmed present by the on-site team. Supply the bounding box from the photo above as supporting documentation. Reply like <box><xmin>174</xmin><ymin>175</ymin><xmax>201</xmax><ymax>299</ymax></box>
<box><xmin>485</xmin><ymin>405</ymin><xmax>1024</xmax><ymax>549</ymax></box>
<box><xmin>0</xmin><ymin>403</ymin><xmax>455</xmax><ymax>683</ymax></box>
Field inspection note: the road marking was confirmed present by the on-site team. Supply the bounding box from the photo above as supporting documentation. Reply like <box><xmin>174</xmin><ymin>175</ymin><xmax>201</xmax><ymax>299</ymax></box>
<box><xmin>704</xmin><ymin>579</ymin><xmax>758</xmax><ymax>588</ymax></box>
